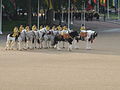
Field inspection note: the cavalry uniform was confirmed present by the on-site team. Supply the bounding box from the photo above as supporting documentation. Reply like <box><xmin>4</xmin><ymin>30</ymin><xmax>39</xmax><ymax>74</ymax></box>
<box><xmin>46</xmin><ymin>26</ymin><xmax>50</xmax><ymax>34</ymax></box>
<box><xmin>61</xmin><ymin>26</ymin><xmax>70</xmax><ymax>39</ymax></box>
<box><xmin>52</xmin><ymin>26</ymin><xmax>58</xmax><ymax>35</ymax></box>
<box><xmin>25</xmin><ymin>26</ymin><xmax>30</xmax><ymax>32</ymax></box>
<box><xmin>57</xmin><ymin>26</ymin><xmax>62</xmax><ymax>35</ymax></box>
<box><xmin>60</xmin><ymin>26</ymin><xmax>68</xmax><ymax>35</ymax></box>
<box><xmin>32</xmin><ymin>25</ymin><xmax>37</xmax><ymax>31</ymax></box>
<box><xmin>80</xmin><ymin>25</ymin><xmax>87</xmax><ymax>40</ymax></box>
<box><xmin>80</xmin><ymin>25</ymin><xmax>86</xmax><ymax>31</ymax></box>
<box><xmin>51</xmin><ymin>26</ymin><xmax>55</xmax><ymax>31</ymax></box>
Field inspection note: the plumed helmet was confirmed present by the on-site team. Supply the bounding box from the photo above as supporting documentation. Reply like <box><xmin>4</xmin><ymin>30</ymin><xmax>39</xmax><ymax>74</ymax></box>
<box><xmin>46</xmin><ymin>25</ymin><xmax>50</xmax><ymax>30</ymax></box>
<box><xmin>19</xmin><ymin>25</ymin><xmax>24</xmax><ymax>32</ymax></box>
<box><xmin>13</xmin><ymin>27</ymin><xmax>18</xmax><ymax>33</ymax></box>
<box><xmin>40</xmin><ymin>25</ymin><xmax>43</xmax><ymax>29</ymax></box>
<box><xmin>25</xmin><ymin>26</ymin><xmax>30</xmax><ymax>32</ymax></box>
<box><xmin>32</xmin><ymin>25</ymin><xmax>37</xmax><ymax>31</ymax></box>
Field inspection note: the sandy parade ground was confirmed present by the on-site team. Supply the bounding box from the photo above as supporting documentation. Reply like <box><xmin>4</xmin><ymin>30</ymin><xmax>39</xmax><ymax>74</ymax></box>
<box><xmin>0</xmin><ymin>21</ymin><xmax>120</xmax><ymax>90</ymax></box>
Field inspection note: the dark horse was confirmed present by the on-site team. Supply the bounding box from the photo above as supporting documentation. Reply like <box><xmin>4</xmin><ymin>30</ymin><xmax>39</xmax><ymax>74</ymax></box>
<box><xmin>53</xmin><ymin>30</ymin><xmax>79</xmax><ymax>51</ymax></box>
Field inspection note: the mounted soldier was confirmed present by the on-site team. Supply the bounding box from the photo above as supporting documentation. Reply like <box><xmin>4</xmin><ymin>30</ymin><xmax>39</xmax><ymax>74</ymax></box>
<box><xmin>80</xmin><ymin>24</ymin><xmax>87</xmax><ymax>41</ymax></box>
<box><xmin>19</xmin><ymin>25</ymin><xmax>24</xmax><ymax>33</ymax></box>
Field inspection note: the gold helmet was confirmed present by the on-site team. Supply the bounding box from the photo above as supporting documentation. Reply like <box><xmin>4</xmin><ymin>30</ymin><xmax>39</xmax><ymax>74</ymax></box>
<box><xmin>46</xmin><ymin>25</ymin><xmax>50</xmax><ymax>30</ymax></box>
<box><xmin>19</xmin><ymin>25</ymin><xmax>24</xmax><ymax>32</ymax></box>
<box><xmin>80</xmin><ymin>24</ymin><xmax>86</xmax><ymax>30</ymax></box>
<box><xmin>13</xmin><ymin>27</ymin><xmax>19</xmax><ymax>33</ymax></box>
<box><xmin>52</xmin><ymin>26</ymin><xmax>55</xmax><ymax>30</ymax></box>
<box><xmin>57</xmin><ymin>25</ymin><xmax>62</xmax><ymax>31</ymax></box>
<box><xmin>63</xmin><ymin>26</ymin><xmax>67</xmax><ymax>30</ymax></box>
<box><xmin>32</xmin><ymin>25</ymin><xmax>37</xmax><ymax>31</ymax></box>
<box><xmin>40</xmin><ymin>25</ymin><xmax>43</xmax><ymax>29</ymax></box>
<box><xmin>25</xmin><ymin>26</ymin><xmax>30</xmax><ymax>32</ymax></box>
<box><xmin>12</xmin><ymin>27</ymin><xmax>19</xmax><ymax>37</ymax></box>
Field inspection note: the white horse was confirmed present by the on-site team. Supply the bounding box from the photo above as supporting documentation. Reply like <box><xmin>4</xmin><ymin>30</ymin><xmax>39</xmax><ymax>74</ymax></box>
<box><xmin>43</xmin><ymin>30</ymin><xmax>55</xmax><ymax>49</ymax></box>
<box><xmin>17</xmin><ymin>30</ymin><xmax>27</xmax><ymax>50</ymax></box>
<box><xmin>33</xmin><ymin>28</ymin><xmax>46</xmax><ymax>49</ymax></box>
<box><xmin>5</xmin><ymin>34</ymin><xmax>17</xmax><ymax>50</ymax></box>
<box><xmin>25</xmin><ymin>30</ymin><xmax>36</xmax><ymax>49</ymax></box>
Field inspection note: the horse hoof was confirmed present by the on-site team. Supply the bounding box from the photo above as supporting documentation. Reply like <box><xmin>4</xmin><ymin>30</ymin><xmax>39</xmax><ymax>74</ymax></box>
<box><xmin>11</xmin><ymin>48</ymin><xmax>14</xmax><ymax>50</ymax></box>
<box><xmin>24</xmin><ymin>48</ymin><xmax>27</xmax><ymax>50</ymax></box>
<box><xmin>75</xmin><ymin>47</ymin><xmax>79</xmax><ymax>49</ymax></box>
<box><xmin>68</xmin><ymin>49</ymin><xmax>72</xmax><ymax>52</ymax></box>
<box><xmin>57</xmin><ymin>48</ymin><xmax>61</xmax><ymax>51</ymax></box>
<box><xmin>86</xmin><ymin>47</ymin><xmax>92</xmax><ymax>50</ymax></box>
<box><xmin>5</xmin><ymin>48</ymin><xmax>7</xmax><ymax>50</ymax></box>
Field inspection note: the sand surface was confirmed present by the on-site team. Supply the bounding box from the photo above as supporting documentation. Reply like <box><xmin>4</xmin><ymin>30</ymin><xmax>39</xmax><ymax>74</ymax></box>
<box><xmin>0</xmin><ymin>21</ymin><xmax>120</xmax><ymax>90</ymax></box>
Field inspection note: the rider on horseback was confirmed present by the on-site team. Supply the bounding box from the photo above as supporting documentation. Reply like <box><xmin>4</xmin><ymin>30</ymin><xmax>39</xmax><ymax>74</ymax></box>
<box><xmin>80</xmin><ymin>24</ymin><xmax>87</xmax><ymax>41</ymax></box>
<box><xmin>25</xmin><ymin>26</ymin><xmax>30</xmax><ymax>32</ymax></box>
<box><xmin>10</xmin><ymin>27</ymin><xmax>20</xmax><ymax>41</ymax></box>
<box><xmin>32</xmin><ymin>25</ymin><xmax>37</xmax><ymax>31</ymax></box>
<box><xmin>80</xmin><ymin>24</ymin><xmax>86</xmax><ymax>31</ymax></box>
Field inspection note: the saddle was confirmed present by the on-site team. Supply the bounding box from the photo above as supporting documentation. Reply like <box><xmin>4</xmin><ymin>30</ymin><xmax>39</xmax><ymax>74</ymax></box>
<box><xmin>80</xmin><ymin>32</ymin><xmax>87</xmax><ymax>37</ymax></box>
<box><xmin>63</xmin><ymin>34</ymin><xmax>71</xmax><ymax>39</ymax></box>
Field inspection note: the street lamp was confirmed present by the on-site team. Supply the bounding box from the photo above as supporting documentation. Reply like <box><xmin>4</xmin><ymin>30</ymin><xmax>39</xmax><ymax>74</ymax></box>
<box><xmin>37</xmin><ymin>0</ymin><xmax>40</xmax><ymax>30</ymax></box>
<box><xmin>68</xmin><ymin>0</ymin><xmax>70</xmax><ymax>30</ymax></box>
<box><xmin>118</xmin><ymin>0</ymin><xmax>120</xmax><ymax>19</ymax></box>
<box><xmin>107</xmin><ymin>0</ymin><xmax>110</xmax><ymax>19</ymax></box>
<box><xmin>61</xmin><ymin>6</ymin><xmax>64</xmax><ymax>22</ymax></box>
<box><xmin>53</xmin><ymin>11</ymin><xmax>55</xmax><ymax>21</ymax></box>
<box><xmin>0</xmin><ymin>0</ymin><xmax>2</xmax><ymax>34</ymax></box>
<box><xmin>83</xmin><ymin>1</ymin><xmax>85</xmax><ymax>26</ymax></box>
<box><xmin>71</xmin><ymin>5</ymin><xmax>73</xmax><ymax>24</ymax></box>
<box><xmin>81</xmin><ymin>1</ymin><xmax>86</xmax><ymax>26</ymax></box>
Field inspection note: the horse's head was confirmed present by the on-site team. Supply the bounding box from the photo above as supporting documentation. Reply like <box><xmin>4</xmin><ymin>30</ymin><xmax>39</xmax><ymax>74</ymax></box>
<box><xmin>88</xmin><ymin>31</ymin><xmax>98</xmax><ymax>43</ymax></box>
<box><xmin>93</xmin><ymin>31</ymin><xmax>98</xmax><ymax>37</ymax></box>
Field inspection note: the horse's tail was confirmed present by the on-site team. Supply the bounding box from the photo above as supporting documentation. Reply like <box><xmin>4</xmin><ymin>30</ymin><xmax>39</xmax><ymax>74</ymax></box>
<box><xmin>6</xmin><ymin>34</ymin><xmax>10</xmax><ymax>41</ymax></box>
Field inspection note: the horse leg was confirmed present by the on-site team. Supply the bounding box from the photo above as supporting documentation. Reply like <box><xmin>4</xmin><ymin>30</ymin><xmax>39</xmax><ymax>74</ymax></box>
<box><xmin>26</xmin><ymin>40</ymin><xmax>29</xmax><ymax>49</ymax></box>
<box><xmin>47</xmin><ymin>41</ymin><xmax>49</xmax><ymax>48</ymax></box>
<box><xmin>18</xmin><ymin>41</ymin><xmax>22</xmax><ymax>51</ymax></box>
<box><xmin>33</xmin><ymin>38</ymin><xmax>36</xmax><ymax>49</ymax></box>
<box><xmin>47</xmin><ymin>41</ymin><xmax>51</xmax><ymax>48</ymax></box>
<box><xmin>30</xmin><ymin>38</ymin><xmax>34</xmax><ymax>49</ymax></box>
<box><xmin>62</xmin><ymin>41</ymin><xmax>65</xmax><ymax>48</ymax></box>
<box><xmin>22</xmin><ymin>41</ymin><xmax>27</xmax><ymax>50</ymax></box>
<box><xmin>23</xmin><ymin>41</ymin><xmax>27</xmax><ymax>50</ymax></box>
<box><xmin>44</xmin><ymin>41</ymin><xmax>47</xmax><ymax>49</ymax></box>
<box><xmin>34</xmin><ymin>39</ymin><xmax>38</xmax><ymax>49</ymax></box>
<box><xmin>5</xmin><ymin>40</ymin><xmax>10</xmax><ymax>50</ymax></box>
<box><xmin>30</xmin><ymin>40</ymin><xmax>33</xmax><ymax>49</ymax></box>
<box><xmin>15</xmin><ymin>41</ymin><xmax>18</xmax><ymax>50</ymax></box>
<box><xmin>39</xmin><ymin>40</ymin><xmax>42</xmax><ymax>49</ymax></box>
<box><xmin>68</xmin><ymin>43</ymin><xmax>72</xmax><ymax>51</ymax></box>
<box><xmin>74</xmin><ymin>39</ymin><xmax>79</xmax><ymax>49</ymax></box>
<box><xmin>57</xmin><ymin>41</ymin><xmax>61</xmax><ymax>51</ymax></box>
<box><xmin>68</xmin><ymin>39</ymin><xmax>73</xmax><ymax>51</ymax></box>
<box><xmin>10</xmin><ymin>41</ymin><xmax>15</xmax><ymax>50</ymax></box>
<box><xmin>86</xmin><ymin>39</ymin><xmax>91</xmax><ymax>50</ymax></box>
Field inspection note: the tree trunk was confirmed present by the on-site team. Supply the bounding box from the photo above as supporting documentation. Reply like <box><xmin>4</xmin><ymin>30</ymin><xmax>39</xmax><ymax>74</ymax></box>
<box><xmin>46</xmin><ymin>9</ymin><xmax>53</xmax><ymax>25</ymax></box>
